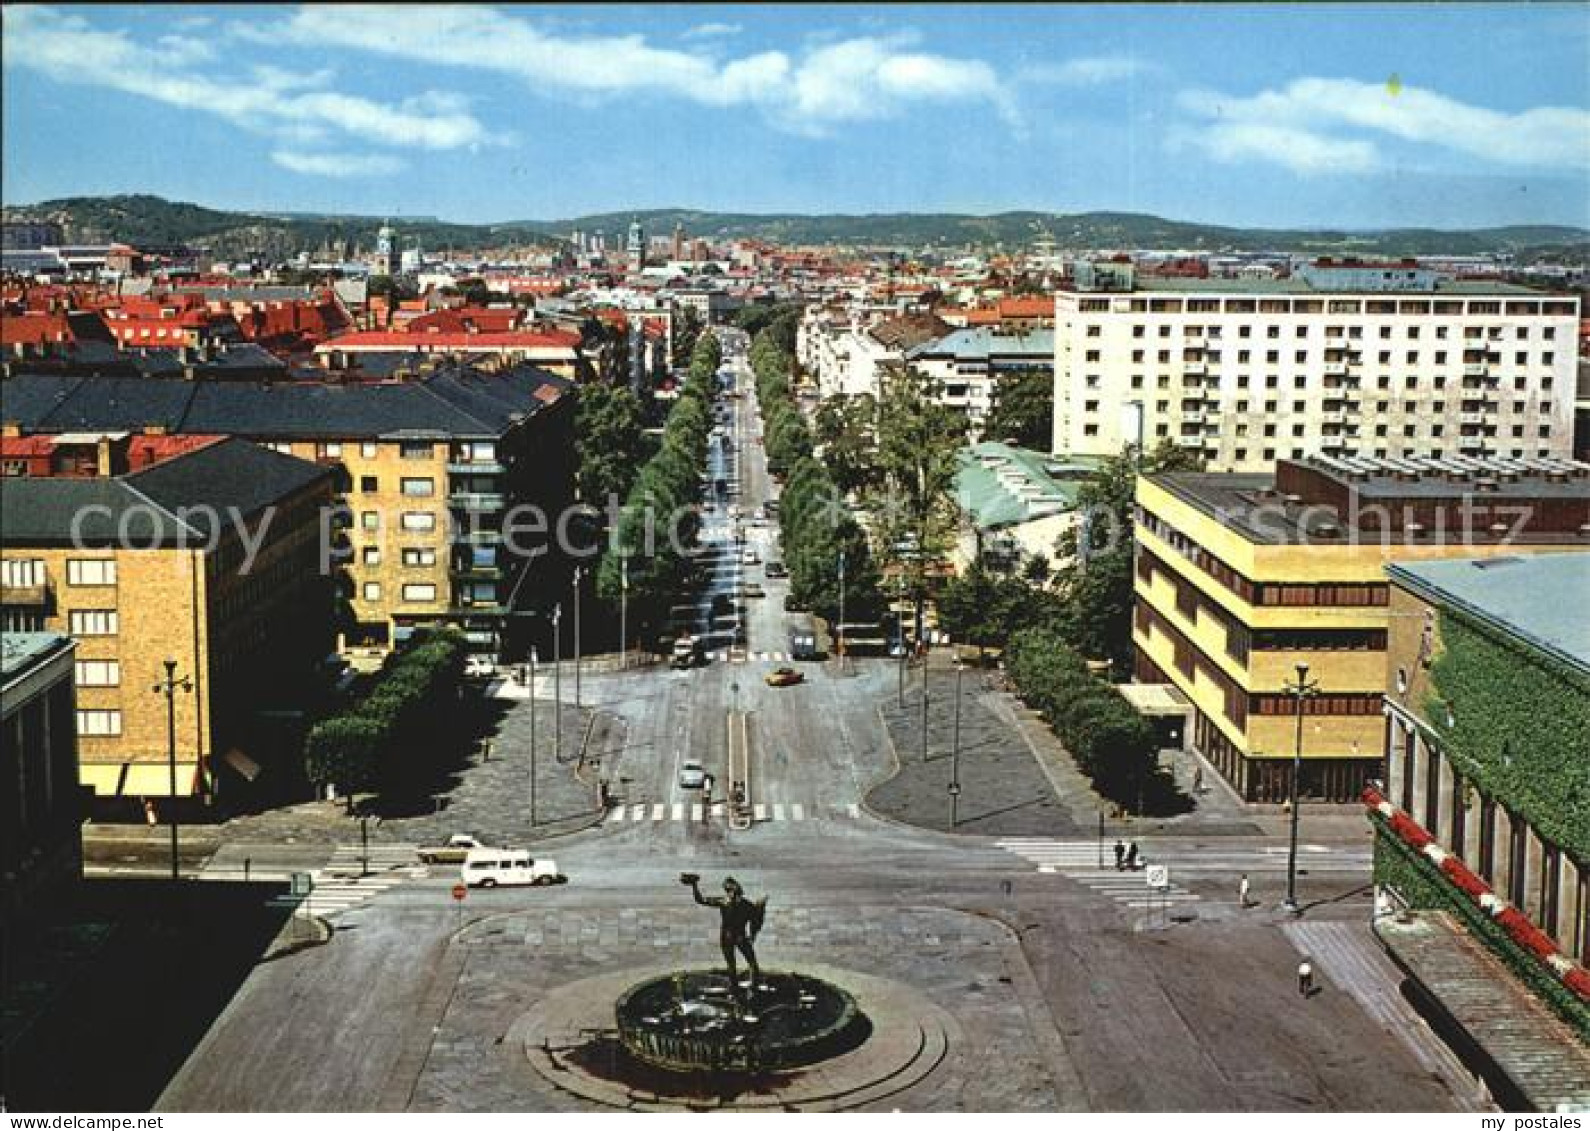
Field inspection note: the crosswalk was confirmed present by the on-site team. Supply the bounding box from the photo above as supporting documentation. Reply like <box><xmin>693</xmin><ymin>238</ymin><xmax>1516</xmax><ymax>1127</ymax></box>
<box><xmin>706</xmin><ymin>649</ymin><xmax>792</xmax><ymax>663</ymax></box>
<box><xmin>605</xmin><ymin>800</ymin><xmax>862</xmax><ymax>825</ymax></box>
<box><xmin>996</xmin><ymin>839</ymin><xmax>1203</xmax><ymax>911</ymax></box>
<box><xmin>264</xmin><ymin>843</ymin><xmax>426</xmax><ymax>919</ymax></box>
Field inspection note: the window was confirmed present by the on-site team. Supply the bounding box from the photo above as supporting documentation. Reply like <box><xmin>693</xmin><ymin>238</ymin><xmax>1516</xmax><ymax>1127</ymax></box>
<box><xmin>75</xmin><ymin>659</ymin><xmax>120</xmax><ymax>687</ymax></box>
<box><xmin>1085</xmin><ymin>350</ymin><xmax>1100</xmax><ymax>363</ymax></box>
<box><xmin>69</xmin><ymin>610</ymin><xmax>118</xmax><ymax>636</ymax></box>
<box><xmin>361</xmin><ymin>511</ymin><xmax>380</xmax><ymax>530</ymax></box>
<box><xmin>66</xmin><ymin>559</ymin><xmax>117</xmax><ymax>586</ymax></box>
<box><xmin>361</xmin><ymin>442</ymin><xmax>379</xmax><ymax>458</ymax></box>
<box><xmin>2</xmin><ymin>558</ymin><xmax>44</xmax><ymax>587</ymax></box>
<box><xmin>360</xmin><ymin>476</ymin><xmax>378</xmax><ymax>493</ymax></box>
<box><xmin>401</xmin><ymin>477</ymin><xmax>435</xmax><ymax>497</ymax></box>
<box><xmin>362</xmin><ymin>547</ymin><xmax>381</xmax><ymax>565</ymax></box>
<box><xmin>402</xmin><ymin>547</ymin><xmax>437</xmax><ymax>567</ymax></box>
<box><xmin>400</xmin><ymin>441</ymin><xmax>433</xmax><ymax>460</ymax></box>
<box><xmin>401</xmin><ymin>512</ymin><xmax>436</xmax><ymax>532</ymax></box>
<box><xmin>1086</xmin><ymin>325</ymin><xmax>1101</xmax><ymax>337</ymax></box>
<box><xmin>76</xmin><ymin>709</ymin><xmax>122</xmax><ymax>737</ymax></box>
<box><xmin>319</xmin><ymin>442</ymin><xmax>343</xmax><ymax>459</ymax></box>
<box><xmin>403</xmin><ymin>583</ymin><xmax>438</xmax><ymax>602</ymax></box>
<box><xmin>363</xmin><ymin>582</ymin><xmax>383</xmax><ymax>601</ymax></box>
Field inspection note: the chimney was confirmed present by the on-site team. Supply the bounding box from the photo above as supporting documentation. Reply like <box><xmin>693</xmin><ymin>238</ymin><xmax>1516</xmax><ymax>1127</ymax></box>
<box><xmin>2</xmin><ymin>421</ymin><xmax>22</xmax><ymax>438</ymax></box>
<box><xmin>96</xmin><ymin>435</ymin><xmax>115</xmax><ymax>478</ymax></box>
<box><xmin>143</xmin><ymin>424</ymin><xmax>168</xmax><ymax>436</ymax></box>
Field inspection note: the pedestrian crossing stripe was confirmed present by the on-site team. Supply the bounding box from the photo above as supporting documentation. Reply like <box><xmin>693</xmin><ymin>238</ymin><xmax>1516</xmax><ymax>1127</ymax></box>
<box><xmin>604</xmin><ymin>801</ymin><xmax>858</xmax><ymax>825</ymax></box>
<box><xmin>707</xmin><ymin>650</ymin><xmax>793</xmax><ymax>663</ymax></box>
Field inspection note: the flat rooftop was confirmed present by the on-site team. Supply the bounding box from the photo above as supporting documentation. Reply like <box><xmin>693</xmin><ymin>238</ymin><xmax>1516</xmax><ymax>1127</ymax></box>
<box><xmin>1387</xmin><ymin>553</ymin><xmax>1590</xmax><ymax>676</ymax></box>
<box><xmin>1</xmin><ymin>631</ymin><xmax>73</xmax><ymax>681</ymax></box>
<box><xmin>1063</xmin><ymin>276</ymin><xmax>1565</xmax><ymax>298</ymax></box>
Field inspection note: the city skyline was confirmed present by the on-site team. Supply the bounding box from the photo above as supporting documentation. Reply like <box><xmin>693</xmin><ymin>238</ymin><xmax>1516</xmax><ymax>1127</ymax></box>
<box><xmin>4</xmin><ymin>3</ymin><xmax>1589</xmax><ymax>230</ymax></box>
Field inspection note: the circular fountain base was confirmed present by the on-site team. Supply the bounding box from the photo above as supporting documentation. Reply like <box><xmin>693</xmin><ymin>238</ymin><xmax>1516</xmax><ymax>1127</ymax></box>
<box><xmin>615</xmin><ymin>969</ymin><xmax>864</xmax><ymax>1074</ymax></box>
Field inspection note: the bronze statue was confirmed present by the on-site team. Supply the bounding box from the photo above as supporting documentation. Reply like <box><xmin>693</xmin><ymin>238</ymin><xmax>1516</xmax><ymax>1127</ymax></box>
<box><xmin>682</xmin><ymin>873</ymin><xmax>766</xmax><ymax>992</ymax></box>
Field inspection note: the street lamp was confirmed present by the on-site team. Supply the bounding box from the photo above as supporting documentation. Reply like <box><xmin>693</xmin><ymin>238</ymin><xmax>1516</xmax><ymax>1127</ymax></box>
<box><xmin>619</xmin><ymin>553</ymin><xmax>629</xmax><ymax>671</ymax></box>
<box><xmin>572</xmin><ymin>565</ymin><xmax>583</xmax><ymax>711</ymax></box>
<box><xmin>836</xmin><ymin>550</ymin><xmax>847</xmax><ymax>674</ymax></box>
<box><xmin>151</xmin><ymin>659</ymin><xmax>192</xmax><ymax>881</ymax></box>
<box><xmin>551</xmin><ymin>603</ymin><xmax>563</xmax><ymax>764</ymax></box>
<box><xmin>1282</xmin><ymin>661</ymin><xmax>1320</xmax><ymax>915</ymax></box>
<box><xmin>950</xmin><ymin>653</ymin><xmax>964</xmax><ymax>827</ymax></box>
<box><xmin>528</xmin><ymin>646</ymin><xmax>538</xmax><ymax>826</ymax></box>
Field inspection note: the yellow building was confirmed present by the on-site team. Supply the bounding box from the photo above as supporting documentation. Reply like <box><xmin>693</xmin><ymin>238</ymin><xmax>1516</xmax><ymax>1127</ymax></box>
<box><xmin>1</xmin><ymin>438</ymin><xmax>334</xmax><ymax>805</ymax></box>
<box><xmin>1133</xmin><ymin>454</ymin><xmax>1590</xmax><ymax>801</ymax></box>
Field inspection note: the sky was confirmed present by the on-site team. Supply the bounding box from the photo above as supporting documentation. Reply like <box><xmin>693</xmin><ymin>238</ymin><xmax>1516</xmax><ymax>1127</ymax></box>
<box><xmin>4</xmin><ymin>3</ymin><xmax>1588</xmax><ymax>230</ymax></box>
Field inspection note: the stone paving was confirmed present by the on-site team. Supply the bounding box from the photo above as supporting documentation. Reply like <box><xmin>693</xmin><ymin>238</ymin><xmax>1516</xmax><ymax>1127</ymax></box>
<box><xmin>407</xmin><ymin>905</ymin><xmax>1066</xmax><ymax>1112</ymax></box>
<box><xmin>869</xmin><ymin>670</ymin><xmax>1085</xmax><ymax>837</ymax></box>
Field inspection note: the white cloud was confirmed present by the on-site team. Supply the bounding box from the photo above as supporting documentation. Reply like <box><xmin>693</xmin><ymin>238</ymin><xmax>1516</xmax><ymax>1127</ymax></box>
<box><xmin>1017</xmin><ymin>56</ymin><xmax>1147</xmax><ymax>87</ymax></box>
<box><xmin>4</xmin><ymin>6</ymin><xmax>486</xmax><ymax>151</ymax></box>
<box><xmin>268</xmin><ymin>5</ymin><xmax>1017</xmax><ymax>132</ymax></box>
<box><xmin>1181</xmin><ymin>122</ymin><xmax>1379</xmax><ymax>174</ymax></box>
<box><xmin>682</xmin><ymin>22</ymin><xmax>742</xmax><ymax>40</ymax></box>
<box><xmin>1178</xmin><ymin>77</ymin><xmax>1590</xmax><ymax>173</ymax></box>
<box><xmin>271</xmin><ymin>149</ymin><xmax>406</xmax><ymax>178</ymax></box>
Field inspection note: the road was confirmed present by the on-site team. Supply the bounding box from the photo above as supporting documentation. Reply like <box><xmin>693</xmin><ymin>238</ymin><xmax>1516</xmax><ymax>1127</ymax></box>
<box><xmin>148</xmin><ymin>327</ymin><xmax>1483</xmax><ymax>1113</ymax></box>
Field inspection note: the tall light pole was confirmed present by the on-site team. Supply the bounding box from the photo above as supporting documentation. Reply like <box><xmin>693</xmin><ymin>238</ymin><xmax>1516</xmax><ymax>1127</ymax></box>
<box><xmin>1283</xmin><ymin>661</ymin><xmax>1320</xmax><ymax>915</ymax></box>
<box><xmin>951</xmin><ymin>654</ymin><xmax>964</xmax><ymax>827</ymax></box>
<box><xmin>572</xmin><ymin>565</ymin><xmax>583</xmax><ymax>711</ymax></box>
<box><xmin>836</xmin><ymin>550</ymin><xmax>847</xmax><ymax>673</ymax></box>
<box><xmin>552</xmin><ymin>603</ymin><xmax>563</xmax><ymax>764</ymax></box>
<box><xmin>152</xmin><ymin>659</ymin><xmax>192</xmax><ymax>881</ymax></box>
<box><xmin>896</xmin><ymin>571</ymin><xmax>907</xmax><ymax>707</ymax></box>
<box><xmin>528</xmin><ymin>646</ymin><xmax>538</xmax><ymax>826</ymax></box>
<box><xmin>619</xmin><ymin>553</ymin><xmax>629</xmax><ymax>671</ymax></box>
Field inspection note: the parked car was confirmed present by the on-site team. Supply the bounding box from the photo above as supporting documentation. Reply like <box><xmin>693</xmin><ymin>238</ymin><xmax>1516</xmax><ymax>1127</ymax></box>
<box><xmin>765</xmin><ymin>560</ymin><xmax>788</xmax><ymax>578</ymax></box>
<box><xmin>765</xmin><ymin>666</ymin><xmax>805</xmax><ymax>688</ymax></box>
<box><xmin>741</xmin><ymin>582</ymin><xmax>766</xmax><ymax>599</ymax></box>
<box><xmin>741</xmin><ymin>548</ymin><xmax>760</xmax><ymax>565</ymax></box>
<box><xmin>418</xmin><ymin>834</ymin><xmax>487</xmax><ymax>864</ymax></box>
<box><xmin>671</xmin><ymin>635</ymin><xmax>703</xmax><ymax>669</ymax></box>
<box><xmin>464</xmin><ymin>655</ymin><xmax>497</xmax><ymax>679</ymax></box>
<box><xmin>678</xmin><ymin>761</ymin><xmax>708</xmax><ymax>789</ymax></box>
<box><xmin>789</xmin><ymin>631</ymin><xmax>819</xmax><ymax>660</ymax></box>
<box><xmin>460</xmin><ymin>849</ymin><xmax>565</xmax><ymax>888</ymax></box>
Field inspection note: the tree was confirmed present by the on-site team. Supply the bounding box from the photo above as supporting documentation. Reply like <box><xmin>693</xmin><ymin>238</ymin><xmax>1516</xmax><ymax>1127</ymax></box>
<box><xmin>672</xmin><ymin>306</ymin><xmax>704</xmax><ymax>368</ymax></box>
<box><xmin>813</xmin><ymin>394</ymin><xmax>880</xmax><ymax>497</ymax></box>
<box><xmin>575</xmin><ymin>382</ymin><xmax>648</xmax><ymax>507</ymax></box>
<box><xmin>981</xmin><ymin>369</ymin><xmax>1053</xmax><ymax>449</ymax></box>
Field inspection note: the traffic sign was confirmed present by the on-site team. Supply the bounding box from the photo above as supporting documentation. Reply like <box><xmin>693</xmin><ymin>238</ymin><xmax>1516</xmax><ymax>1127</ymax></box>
<box><xmin>1146</xmin><ymin>864</ymin><xmax>1170</xmax><ymax>890</ymax></box>
<box><xmin>290</xmin><ymin>872</ymin><xmax>313</xmax><ymax>897</ymax></box>
<box><xmin>451</xmin><ymin>883</ymin><xmax>468</xmax><ymax>902</ymax></box>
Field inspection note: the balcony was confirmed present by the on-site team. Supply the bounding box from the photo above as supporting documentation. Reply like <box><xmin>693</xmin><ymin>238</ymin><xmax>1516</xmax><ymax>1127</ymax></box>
<box><xmin>454</xmin><ymin>529</ymin><xmax>504</xmax><ymax>546</ymax></box>
<box><xmin>1182</xmin><ymin>335</ymin><xmax>1207</xmax><ymax>349</ymax></box>
<box><xmin>1463</xmin><ymin>363</ymin><xmax>1489</xmax><ymax>378</ymax></box>
<box><xmin>1173</xmin><ymin>435</ymin><xmax>1207</xmax><ymax>449</ymax></box>
<box><xmin>1323</xmin><ymin>409</ymin><xmax>1351</xmax><ymax>425</ymax></box>
<box><xmin>448</xmin><ymin>491</ymin><xmax>507</xmax><ymax>511</ymax></box>
<box><xmin>1324</xmin><ymin>336</ymin><xmax>1348</xmax><ymax>350</ymax></box>
<box><xmin>1459</xmin><ymin>412</ymin><xmax>1488</xmax><ymax>426</ymax></box>
<box><xmin>450</xmin><ymin>562</ymin><xmax>505</xmax><ymax>581</ymax></box>
<box><xmin>1458</xmin><ymin>434</ymin><xmax>1489</xmax><ymax>451</ymax></box>
<box><xmin>1182</xmin><ymin>362</ymin><xmax>1208</xmax><ymax>376</ymax></box>
<box><xmin>446</xmin><ymin>460</ymin><xmax>506</xmax><ymax>476</ymax></box>
<box><xmin>0</xmin><ymin>579</ymin><xmax>51</xmax><ymax>607</ymax></box>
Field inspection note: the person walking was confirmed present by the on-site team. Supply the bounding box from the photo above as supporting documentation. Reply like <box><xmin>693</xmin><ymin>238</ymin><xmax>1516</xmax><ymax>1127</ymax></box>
<box><xmin>1113</xmin><ymin>839</ymin><xmax>1126</xmax><ymax>871</ymax></box>
<box><xmin>1297</xmin><ymin>957</ymin><xmax>1314</xmax><ymax>997</ymax></box>
<box><xmin>1193</xmin><ymin>765</ymin><xmax>1204</xmax><ymax>794</ymax></box>
<box><xmin>1239</xmin><ymin>873</ymin><xmax>1252</xmax><ymax>908</ymax></box>
<box><xmin>1125</xmin><ymin>842</ymin><xmax>1140</xmax><ymax>870</ymax></box>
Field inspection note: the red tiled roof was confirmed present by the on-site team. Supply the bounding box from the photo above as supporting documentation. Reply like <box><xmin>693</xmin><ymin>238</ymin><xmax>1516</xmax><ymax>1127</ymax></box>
<box><xmin>316</xmin><ymin>328</ymin><xmax>580</xmax><ymax>352</ymax></box>
<box><xmin>1</xmin><ymin>311</ymin><xmax>75</xmax><ymax>346</ymax></box>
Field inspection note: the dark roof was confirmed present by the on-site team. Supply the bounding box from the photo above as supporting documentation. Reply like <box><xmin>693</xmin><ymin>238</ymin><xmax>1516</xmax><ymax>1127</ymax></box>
<box><xmin>1</xmin><ymin>437</ymin><xmax>332</xmax><ymax>546</ymax></box>
<box><xmin>0</xmin><ymin>362</ymin><xmax>570</xmax><ymax>440</ymax></box>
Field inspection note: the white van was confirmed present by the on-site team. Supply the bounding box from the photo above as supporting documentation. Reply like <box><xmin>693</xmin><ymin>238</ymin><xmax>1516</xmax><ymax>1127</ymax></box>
<box><xmin>460</xmin><ymin>849</ymin><xmax>565</xmax><ymax>888</ymax></box>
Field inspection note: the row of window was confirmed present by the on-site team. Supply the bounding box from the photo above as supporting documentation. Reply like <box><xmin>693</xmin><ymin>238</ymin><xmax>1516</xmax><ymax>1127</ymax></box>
<box><xmin>359</xmin><ymin>511</ymin><xmax>438</xmax><ymax>531</ymax></box>
<box><xmin>1111</xmin><ymin>373</ymin><xmax>1556</xmax><ymax>395</ymax></box>
<box><xmin>2</xmin><ymin>558</ymin><xmax>117</xmax><ymax>587</ymax></box>
<box><xmin>360</xmin><ymin>546</ymin><xmax>439</xmax><ymax>567</ymax></box>
<box><xmin>357</xmin><ymin>476</ymin><xmax>437</xmax><ymax>496</ymax></box>
<box><xmin>270</xmin><ymin>442</ymin><xmax>495</xmax><ymax>462</ymax></box>
<box><xmin>360</xmin><ymin>582</ymin><xmax>439</xmax><ymax>603</ymax></box>
<box><xmin>1095</xmin><ymin>348</ymin><xmax>1559</xmax><ymax>367</ymax></box>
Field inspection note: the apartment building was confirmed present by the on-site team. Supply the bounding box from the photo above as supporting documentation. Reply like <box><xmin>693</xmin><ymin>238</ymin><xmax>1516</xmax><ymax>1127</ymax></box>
<box><xmin>1132</xmin><ymin>454</ymin><xmax>1590</xmax><ymax>802</ymax></box>
<box><xmin>1055</xmin><ymin>260</ymin><xmax>1579</xmax><ymax>472</ymax></box>
<box><xmin>0</xmin><ymin>439</ymin><xmax>335</xmax><ymax>803</ymax></box>
<box><xmin>906</xmin><ymin>328</ymin><xmax>1054</xmax><ymax>432</ymax></box>
<box><xmin>1377</xmin><ymin>554</ymin><xmax>1589</xmax><ymax>969</ymax></box>
<box><xmin>0</xmin><ymin>359</ymin><xmax>575</xmax><ymax>662</ymax></box>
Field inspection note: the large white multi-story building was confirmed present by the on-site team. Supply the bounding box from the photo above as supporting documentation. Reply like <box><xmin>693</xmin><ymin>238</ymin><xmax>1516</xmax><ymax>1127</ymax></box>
<box><xmin>1052</xmin><ymin>261</ymin><xmax>1580</xmax><ymax>472</ymax></box>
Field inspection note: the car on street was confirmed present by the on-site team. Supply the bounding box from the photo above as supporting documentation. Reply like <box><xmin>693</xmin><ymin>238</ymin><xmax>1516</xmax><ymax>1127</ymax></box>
<box><xmin>671</xmin><ymin>635</ymin><xmax>704</xmax><ymax>669</ymax></box>
<box><xmin>463</xmin><ymin>655</ymin><xmax>496</xmax><ymax>680</ymax></box>
<box><xmin>741</xmin><ymin>548</ymin><xmax>760</xmax><ymax>565</ymax></box>
<box><xmin>418</xmin><ymin>833</ymin><xmax>488</xmax><ymax>864</ymax></box>
<box><xmin>678</xmin><ymin>760</ymin><xmax>708</xmax><ymax>789</ymax></box>
<box><xmin>460</xmin><ymin>849</ymin><xmax>565</xmax><ymax>888</ymax></box>
<box><xmin>789</xmin><ymin>630</ymin><xmax>819</xmax><ymax>660</ymax></box>
<box><xmin>764</xmin><ymin>666</ymin><xmax>805</xmax><ymax>688</ymax></box>
<box><xmin>765</xmin><ymin>560</ymin><xmax>787</xmax><ymax>578</ymax></box>
<box><xmin>741</xmin><ymin>582</ymin><xmax>765</xmax><ymax>599</ymax></box>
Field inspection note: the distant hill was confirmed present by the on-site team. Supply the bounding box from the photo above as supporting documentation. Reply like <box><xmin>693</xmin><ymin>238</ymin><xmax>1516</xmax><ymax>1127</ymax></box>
<box><xmin>1</xmin><ymin>194</ymin><xmax>556</xmax><ymax>259</ymax></box>
<box><xmin>515</xmin><ymin>208</ymin><xmax>1589</xmax><ymax>258</ymax></box>
<box><xmin>5</xmin><ymin>195</ymin><xmax>1586</xmax><ymax>261</ymax></box>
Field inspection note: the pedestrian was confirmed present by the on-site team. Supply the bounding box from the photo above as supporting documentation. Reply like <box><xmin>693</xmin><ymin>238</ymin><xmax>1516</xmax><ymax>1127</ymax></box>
<box><xmin>1125</xmin><ymin>842</ymin><xmax>1139</xmax><ymax>870</ymax></box>
<box><xmin>1238</xmin><ymin>873</ymin><xmax>1251</xmax><ymax>908</ymax></box>
<box><xmin>1113</xmin><ymin>839</ymin><xmax>1126</xmax><ymax>871</ymax></box>
<box><xmin>1193</xmin><ymin>765</ymin><xmax>1204</xmax><ymax>794</ymax></box>
<box><xmin>1297</xmin><ymin>957</ymin><xmax>1314</xmax><ymax>997</ymax></box>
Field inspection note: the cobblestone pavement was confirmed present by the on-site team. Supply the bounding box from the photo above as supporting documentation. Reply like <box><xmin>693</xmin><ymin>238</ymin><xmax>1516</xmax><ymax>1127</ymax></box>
<box><xmin>869</xmin><ymin>670</ymin><xmax>1085</xmax><ymax>838</ymax></box>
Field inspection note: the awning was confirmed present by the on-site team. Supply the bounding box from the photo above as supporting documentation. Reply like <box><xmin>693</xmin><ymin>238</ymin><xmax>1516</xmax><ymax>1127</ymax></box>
<box><xmin>80</xmin><ymin>761</ymin><xmax>202</xmax><ymax>797</ymax></box>
<box><xmin>221</xmin><ymin>747</ymin><xmax>262</xmax><ymax>782</ymax></box>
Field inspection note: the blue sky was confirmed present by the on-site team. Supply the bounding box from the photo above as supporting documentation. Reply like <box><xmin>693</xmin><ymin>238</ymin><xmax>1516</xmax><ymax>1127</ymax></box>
<box><xmin>4</xmin><ymin>3</ymin><xmax>1588</xmax><ymax>229</ymax></box>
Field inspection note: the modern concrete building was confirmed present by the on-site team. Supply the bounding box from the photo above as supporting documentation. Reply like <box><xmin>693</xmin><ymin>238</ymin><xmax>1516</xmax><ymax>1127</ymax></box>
<box><xmin>1054</xmin><ymin>260</ymin><xmax>1579</xmax><ymax>471</ymax></box>
<box><xmin>906</xmin><ymin>328</ymin><xmax>1054</xmax><ymax>433</ymax></box>
<box><xmin>1</xmin><ymin>631</ymin><xmax>79</xmax><ymax>914</ymax></box>
<box><xmin>1132</xmin><ymin>453</ymin><xmax>1590</xmax><ymax>802</ymax></box>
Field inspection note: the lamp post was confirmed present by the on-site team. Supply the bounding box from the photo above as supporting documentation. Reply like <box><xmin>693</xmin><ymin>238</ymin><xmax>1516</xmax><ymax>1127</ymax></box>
<box><xmin>950</xmin><ymin>654</ymin><xmax>964</xmax><ymax>827</ymax></box>
<box><xmin>551</xmin><ymin>603</ymin><xmax>563</xmax><ymax>764</ymax></box>
<box><xmin>528</xmin><ymin>646</ymin><xmax>538</xmax><ymax>826</ymax></box>
<box><xmin>151</xmin><ymin>659</ymin><xmax>192</xmax><ymax>881</ymax></box>
<box><xmin>619</xmin><ymin>554</ymin><xmax>629</xmax><ymax>671</ymax></box>
<box><xmin>836</xmin><ymin>550</ymin><xmax>847</xmax><ymax>674</ymax></box>
<box><xmin>1282</xmin><ymin>661</ymin><xmax>1320</xmax><ymax>915</ymax></box>
<box><xmin>572</xmin><ymin>565</ymin><xmax>584</xmax><ymax>711</ymax></box>
<box><xmin>896</xmin><ymin>572</ymin><xmax>907</xmax><ymax>707</ymax></box>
